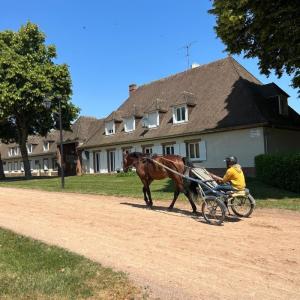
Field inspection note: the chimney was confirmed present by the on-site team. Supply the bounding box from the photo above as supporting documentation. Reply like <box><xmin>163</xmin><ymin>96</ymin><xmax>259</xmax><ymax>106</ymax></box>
<box><xmin>129</xmin><ymin>83</ymin><xmax>137</xmax><ymax>96</ymax></box>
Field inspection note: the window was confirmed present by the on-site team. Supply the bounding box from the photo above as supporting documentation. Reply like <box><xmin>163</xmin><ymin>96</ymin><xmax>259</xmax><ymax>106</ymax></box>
<box><xmin>35</xmin><ymin>160</ymin><xmax>40</xmax><ymax>170</ymax></box>
<box><xmin>14</xmin><ymin>161</ymin><xmax>18</xmax><ymax>171</ymax></box>
<box><xmin>43</xmin><ymin>158</ymin><xmax>49</xmax><ymax>170</ymax></box>
<box><xmin>143</xmin><ymin>146</ymin><xmax>153</xmax><ymax>154</ymax></box>
<box><xmin>27</xmin><ymin>144</ymin><xmax>33</xmax><ymax>153</ymax></box>
<box><xmin>278</xmin><ymin>95</ymin><xmax>288</xmax><ymax>116</ymax></box>
<box><xmin>108</xmin><ymin>150</ymin><xmax>115</xmax><ymax>172</ymax></box>
<box><xmin>94</xmin><ymin>152</ymin><xmax>101</xmax><ymax>173</ymax></box>
<box><xmin>20</xmin><ymin>162</ymin><xmax>24</xmax><ymax>172</ymax></box>
<box><xmin>163</xmin><ymin>145</ymin><xmax>175</xmax><ymax>155</ymax></box>
<box><xmin>187</xmin><ymin>140</ymin><xmax>207</xmax><ymax>161</ymax></box>
<box><xmin>14</xmin><ymin>147</ymin><xmax>20</xmax><ymax>156</ymax></box>
<box><xmin>8</xmin><ymin>148</ymin><xmax>13</xmax><ymax>157</ymax></box>
<box><xmin>143</xmin><ymin>111</ymin><xmax>159</xmax><ymax>128</ymax></box>
<box><xmin>105</xmin><ymin>121</ymin><xmax>115</xmax><ymax>135</ymax></box>
<box><xmin>52</xmin><ymin>158</ymin><xmax>58</xmax><ymax>170</ymax></box>
<box><xmin>43</xmin><ymin>142</ymin><xmax>49</xmax><ymax>152</ymax></box>
<box><xmin>173</xmin><ymin>105</ymin><xmax>188</xmax><ymax>124</ymax></box>
<box><xmin>124</xmin><ymin>117</ymin><xmax>135</xmax><ymax>132</ymax></box>
<box><xmin>188</xmin><ymin>143</ymin><xmax>200</xmax><ymax>160</ymax></box>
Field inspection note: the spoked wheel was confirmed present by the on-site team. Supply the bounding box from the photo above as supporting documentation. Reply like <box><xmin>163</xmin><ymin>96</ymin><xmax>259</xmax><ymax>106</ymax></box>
<box><xmin>230</xmin><ymin>195</ymin><xmax>255</xmax><ymax>217</ymax></box>
<box><xmin>202</xmin><ymin>196</ymin><xmax>226</xmax><ymax>225</ymax></box>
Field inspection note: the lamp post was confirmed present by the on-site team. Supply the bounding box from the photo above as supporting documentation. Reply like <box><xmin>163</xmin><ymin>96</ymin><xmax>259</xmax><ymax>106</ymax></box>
<box><xmin>43</xmin><ymin>96</ymin><xmax>65</xmax><ymax>189</ymax></box>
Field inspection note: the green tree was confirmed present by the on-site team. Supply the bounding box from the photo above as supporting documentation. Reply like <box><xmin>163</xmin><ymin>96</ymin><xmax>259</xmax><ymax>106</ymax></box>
<box><xmin>209</xmin><ymin>0</ymin><xmax>300</xmax><ymax>94</ymax></box>
<box><xmin>0</xmin><ymin>22</ymin><xmax>79</xmax><ymax>178</ymax></box>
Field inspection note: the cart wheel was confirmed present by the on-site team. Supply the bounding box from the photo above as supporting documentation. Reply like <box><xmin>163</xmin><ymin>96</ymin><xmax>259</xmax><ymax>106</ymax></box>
<box><xmin>202</xmin><ymin>196</ymin><xmax>226</xmax><ymax>225</ymax></box>
<box><xmin>230</xmin><ymin>194</ymin><xmax>255</xmax><ymax>217</ymax></box>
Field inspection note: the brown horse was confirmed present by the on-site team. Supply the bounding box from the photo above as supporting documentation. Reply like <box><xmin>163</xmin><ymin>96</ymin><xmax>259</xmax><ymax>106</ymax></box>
<box><xmin>123</xmin><ymin>152</ymin><xmax>197</xmax><ymax>213</ymax></box>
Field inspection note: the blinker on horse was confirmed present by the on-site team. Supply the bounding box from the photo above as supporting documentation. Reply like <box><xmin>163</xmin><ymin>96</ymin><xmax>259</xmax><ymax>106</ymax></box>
<box><xmin>123</xmin><ymin>152</ymin><xmax>197</xmax><ymax>213</ymax></box>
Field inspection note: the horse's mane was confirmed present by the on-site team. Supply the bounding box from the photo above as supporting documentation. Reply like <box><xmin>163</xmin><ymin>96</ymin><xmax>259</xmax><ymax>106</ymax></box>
<box><xmin>129</xmin><ymin>152</ymin><xmax>145</xmax><ymax>159</ymax></box>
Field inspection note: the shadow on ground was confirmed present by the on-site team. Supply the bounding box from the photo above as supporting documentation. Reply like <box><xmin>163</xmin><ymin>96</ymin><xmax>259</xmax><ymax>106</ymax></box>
<box><xmin>151</xmin><ymin>176</ymin><xmax>300</xmax><ymax>201</ymax></box>
<box><xmin>120</xmin><ymin>202</ymin><xmax>242</xmax><ymax>224</ymax></box>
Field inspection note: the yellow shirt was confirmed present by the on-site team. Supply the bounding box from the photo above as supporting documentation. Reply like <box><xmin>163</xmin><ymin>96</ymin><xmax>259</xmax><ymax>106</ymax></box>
<box><xmin>223</xmin><ymin>164</ymin><xmax>246</xmax><ymax>190</ymax></box>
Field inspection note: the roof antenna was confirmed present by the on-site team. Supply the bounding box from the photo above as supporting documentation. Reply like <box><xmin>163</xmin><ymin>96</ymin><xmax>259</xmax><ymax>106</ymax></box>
<box><xmin>180</xmin><ymin>41</ymin><xmax>197</xmax><ymax>70</ymax></box>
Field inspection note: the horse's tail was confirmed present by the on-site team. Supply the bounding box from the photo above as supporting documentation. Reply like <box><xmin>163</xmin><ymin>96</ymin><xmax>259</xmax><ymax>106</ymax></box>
<box><xmin>182</xmin><ymin>157</ymin><xmax>198</xmax><ymax>196</ymax></box>
<box><xmin>182</xmin><ymin>157</ymin><xmax>195</xmax><ymax>174</ymax></box>
<box><xmin>182</xmin><ymin>157</ymin><xmax>194</xmax><ymax>168</ymax></box>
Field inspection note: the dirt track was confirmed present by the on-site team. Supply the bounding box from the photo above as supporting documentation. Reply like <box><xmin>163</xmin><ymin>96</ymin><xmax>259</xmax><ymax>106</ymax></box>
<box><xmin>0</xmin><ymin>187</ymin><xmax>299</xmax><ymax>299</ymax></box>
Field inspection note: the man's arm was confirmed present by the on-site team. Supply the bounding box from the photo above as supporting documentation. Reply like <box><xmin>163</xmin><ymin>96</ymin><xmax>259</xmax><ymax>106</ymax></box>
<box><xmin>209</xmin><ymin>172</ymin><xmax>223</xmax><ymax>183</ymax></box>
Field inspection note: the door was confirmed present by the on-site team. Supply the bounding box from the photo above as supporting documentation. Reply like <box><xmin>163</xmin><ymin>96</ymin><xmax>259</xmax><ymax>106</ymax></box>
<box><xmin>108</xmin><ymin>150</ymin><xmax>115</xmax><ymax>172</ymax></box>
<box><xmin>94</xmin><ymin>152</ymin><xmax>101</xmax><ymax>173</ymax></box>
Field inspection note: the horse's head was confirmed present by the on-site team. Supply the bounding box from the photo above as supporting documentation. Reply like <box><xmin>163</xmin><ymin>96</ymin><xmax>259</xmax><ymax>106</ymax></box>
<box><xmin>123</xmin><ymin>152</ymin><xmax>134</xmax><ymax>173</ymax></box>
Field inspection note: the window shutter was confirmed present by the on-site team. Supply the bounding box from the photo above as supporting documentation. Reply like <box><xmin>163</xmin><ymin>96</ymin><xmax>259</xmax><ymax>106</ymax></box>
<box><xmin>199</xmin><ymin>140</ymin><xmax>207</xmax><ymax>161</ymax></box>
<box><xmin>178</xmin><ymin>142</ymin><xmax>186</xmax><ymax>157</ymax></box>
<box><xmin>173</xmin><ymin>144</ymin><xmax>180</xmax><ymax>155</ymax></box>
<box><xmin>153</xmin><ymin>145</ymin><xmax>163</xmax><ymax>154</ymax></box>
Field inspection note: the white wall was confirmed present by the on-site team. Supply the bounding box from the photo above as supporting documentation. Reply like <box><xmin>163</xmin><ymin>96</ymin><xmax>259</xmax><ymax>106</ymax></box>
<box><xmin>3</xmin><ymin>155</ymin><xmax>57</xmax><ymax>175</ymax></box>
<box><xmin>83</xmin><ymin>127</ymin><xmax>265</xmax><ymax>173</ymax></box>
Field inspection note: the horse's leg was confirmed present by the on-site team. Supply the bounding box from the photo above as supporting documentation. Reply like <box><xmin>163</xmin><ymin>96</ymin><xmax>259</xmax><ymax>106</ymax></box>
<box><xmin>146</xmin><ymin>179</ymin><xmax>153</xmax><ymax>208</ymax></box>
<box><xmin>183</xmin><ymin>188</ymin><xmax>197</xmax><ymax>214</ymax></box>
<box><xmin>142</xmin><ymin>186</ymin><xmax>149</xmax><ymax>206</ymax></box>
<box><xmin>170</xmin><ymin>177</ymin><xmax>197</xmax><ymax>213</ymax></box>
<box><xmin>168</xmin><ymin>183</ymin><xmax>179</xmax><ymax>210</ymax></box>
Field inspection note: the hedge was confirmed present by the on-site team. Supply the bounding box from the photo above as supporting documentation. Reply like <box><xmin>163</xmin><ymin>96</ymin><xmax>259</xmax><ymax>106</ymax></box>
<box><xmin>255</xmin><ymin>153</ymin><xmax>300</xmax><ymax>193</ymax></box>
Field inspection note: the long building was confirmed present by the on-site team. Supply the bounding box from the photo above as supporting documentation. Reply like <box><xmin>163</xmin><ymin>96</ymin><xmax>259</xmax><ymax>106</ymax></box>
<box><xmin>1</xmin><ymin>57</ymin><xmax>300</xmax><ymax>177</ymax></box>
<box><xmin>79</xmin><ymin>57</ymin><xmax>300</xmax><ymax>175</ymax></box>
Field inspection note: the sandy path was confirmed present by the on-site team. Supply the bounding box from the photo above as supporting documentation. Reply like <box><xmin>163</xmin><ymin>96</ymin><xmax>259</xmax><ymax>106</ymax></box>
<box><xmin>0</xmin><ymin>187</ymin><xmax>299</xmax><ymax>299</ymax></box>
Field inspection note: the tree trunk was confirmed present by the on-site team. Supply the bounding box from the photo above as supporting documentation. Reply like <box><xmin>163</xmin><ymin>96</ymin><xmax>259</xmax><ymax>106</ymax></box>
<box><xmin>19</xmin><ymin>130</ymin><xmax>31</xmax><ymax>179</ymax></box>
<box><xmin>0</xmin><ymin>152</ymin><xmax>5</xmax><ymax>179</ymax></box>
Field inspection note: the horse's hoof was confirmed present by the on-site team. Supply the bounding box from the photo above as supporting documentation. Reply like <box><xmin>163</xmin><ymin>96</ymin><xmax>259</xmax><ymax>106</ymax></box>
<box><xmin>192</xmin><ymin>210</ymin><xmax>198</xmax><ymax>215</ymax></box>
<box><xmin>168</xmin><ymin>206</ymin><xmax>173</xmax><ymax>211</ymax></box>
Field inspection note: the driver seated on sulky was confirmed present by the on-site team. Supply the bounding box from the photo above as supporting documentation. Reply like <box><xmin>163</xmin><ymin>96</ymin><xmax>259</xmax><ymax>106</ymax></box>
<box><xmin>210</xmin><ymin>156</ymin><xmax>246</xmax><ymax>192</ymax></box>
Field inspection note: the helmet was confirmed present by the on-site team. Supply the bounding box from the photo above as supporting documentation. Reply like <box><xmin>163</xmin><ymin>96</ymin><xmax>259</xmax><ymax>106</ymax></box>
<box><xmin>225</xmin><ymin>156</ymin><xmax>237</xmax><ymax>165</ymax></box>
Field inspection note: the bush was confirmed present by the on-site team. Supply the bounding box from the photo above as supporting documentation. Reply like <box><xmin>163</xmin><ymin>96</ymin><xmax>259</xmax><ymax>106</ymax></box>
<box><xmin>255</xmin><ymin>153</ymin><xmax>300</xmax><ymax>193</ymax></box>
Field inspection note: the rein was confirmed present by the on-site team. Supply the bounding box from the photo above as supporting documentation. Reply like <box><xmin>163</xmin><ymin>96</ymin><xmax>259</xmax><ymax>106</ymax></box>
<box><xmin>146</xmin><ymin>157</ymin><xmax>202</xmax><ymax>184</ymax></box>
<box><xmin>124</xmin><ymin>153</ymin><xmax>200</xmax><ymax>184</ymax></box>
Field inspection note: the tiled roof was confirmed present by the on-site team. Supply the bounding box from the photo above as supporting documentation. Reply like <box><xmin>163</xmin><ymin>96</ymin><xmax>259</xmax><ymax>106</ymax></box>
<box><xmin>64</xmin><ymin>116</ymin><xmax>104</xmax><ymax>143</ymax></box>
<box><xmin>0</xmin><ymin>116</ymin><xmax>104</xmax><ymax>159</ymax></box>
<box><xmin>82</xmin><ymin>57</ymin><xmax>300</xmax><ymax>148</ymax></box>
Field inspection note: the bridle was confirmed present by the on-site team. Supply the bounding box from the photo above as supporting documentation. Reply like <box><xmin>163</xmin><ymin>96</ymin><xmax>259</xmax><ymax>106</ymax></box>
<box><xmin>123</xmin><ymin>153</ymin><xmax>138</xmax><ymax>171</ymax></box>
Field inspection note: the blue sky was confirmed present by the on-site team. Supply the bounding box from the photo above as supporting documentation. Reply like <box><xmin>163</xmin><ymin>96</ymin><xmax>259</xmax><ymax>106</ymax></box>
<box><xmin>1</xmin><ymin>0</ymin><xmax>299</xmax><ymax>116</ymax></box>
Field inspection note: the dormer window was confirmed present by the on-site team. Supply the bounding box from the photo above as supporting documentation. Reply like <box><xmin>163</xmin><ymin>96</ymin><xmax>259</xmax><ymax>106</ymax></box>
<box><xmin>27</xmin><ymin>144</ymin><xmax>33</xmax><ymax>154</ymax></box>
<box><xmin>105</xmin><ymin>121</ymin><xmax>115</xmax><ymax>135</ymax></box>
<box><xmin>143</xmin><ymin>111</ymin><xmax>159</xmax><ymax>128</ymax></box>
<box><xmin>173</xmin><ymin>105</ymin><xmax>188</xmax><ymax>124</ymax></box>
<box><xmin>278</xmin><ymin>95</ymin><xmax>288</xmax><ymax>116</ymax></box>
<box><xmin>13</xmin><ymin>147</ymin><xmax>20</xmax><ymax>156</ymax></box>
<box><xmin>124</xmin><ymin>117</ymin><xmax>135</xmax><ymax>132</ymax></box>
<box><xmin>43</xmin><ymin>142</ymin><xmax>50</xmax><ymax>152</ymax></box>
<box><xmin>8</xmin><ymin>148</ymin><xmax>13</xmax><ymax>157</ymax></box>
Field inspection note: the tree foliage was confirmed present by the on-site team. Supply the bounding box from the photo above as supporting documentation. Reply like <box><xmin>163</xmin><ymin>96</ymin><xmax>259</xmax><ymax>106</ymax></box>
<box><xmin>209</xmin><ymin>0</ymin><xmax>300</xmax><ymax>94</ymax></box>
<box><xmin>0</xmin><ymin>22</ymin><xmax>79</xmax><ymax>177</ymax></box>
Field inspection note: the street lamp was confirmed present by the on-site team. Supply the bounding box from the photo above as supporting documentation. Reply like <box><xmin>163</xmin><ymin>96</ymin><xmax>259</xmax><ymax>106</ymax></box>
<box><xmin>43</xmin><ymin>96</ymin><xmax>65</xmax><ymax>189</ymax></box>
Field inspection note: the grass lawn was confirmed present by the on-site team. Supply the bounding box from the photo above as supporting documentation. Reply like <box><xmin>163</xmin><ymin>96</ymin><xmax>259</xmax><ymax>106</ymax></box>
<box><xmin>0</xmin><ymin>227</ymin><xmax>142</xmax><ymax>300</ymax></box>
<box><xmin>0</xmin><ymin>173</ymin><xmax>299</xmax><ymax>211</ymax></box>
